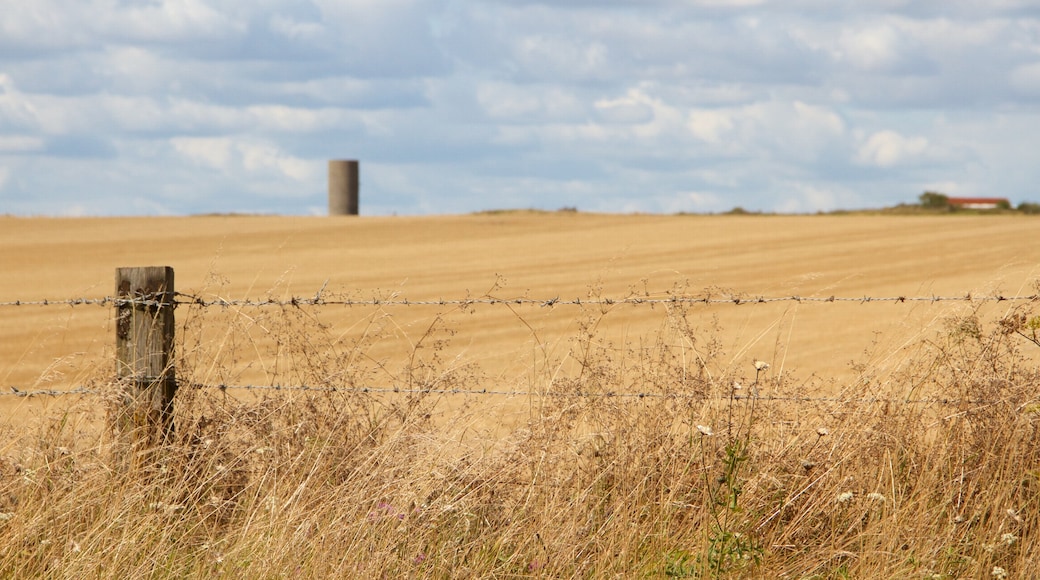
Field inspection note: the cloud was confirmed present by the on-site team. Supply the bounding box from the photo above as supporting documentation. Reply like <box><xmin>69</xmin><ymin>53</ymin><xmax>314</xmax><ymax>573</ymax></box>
<box><xmin>855</xmin><ymin>130</ymin><xmax>929</xmax><ymax>168</ymax></box>
<box><xmin>2</xmin><ymin>2</ymin><xmax>1040</xmax><ymax>216</ymax></box>
<box><xmin>0</xmin><ymin>135</ymin><xmax>44</xmax><ymax>154</ymax></box>
<box><xmin>171</xmin><ymin>137</ymin><xmax>319</xmax><ymax>185</ymax></box>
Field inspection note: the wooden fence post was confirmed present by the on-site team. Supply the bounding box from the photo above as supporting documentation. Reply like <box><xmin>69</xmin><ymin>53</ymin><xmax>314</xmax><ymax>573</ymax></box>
<box><xmin>115</xmin><ymin>266</ymin><xmax>176</xmax><ymax>444</ymax></box>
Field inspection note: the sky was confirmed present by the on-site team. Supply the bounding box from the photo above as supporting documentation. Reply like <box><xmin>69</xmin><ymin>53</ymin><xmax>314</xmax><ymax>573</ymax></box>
<box><xmin>2</xmin><ymin>1</ymin><xmax>1040</xmax><ymax>217</ymax></box>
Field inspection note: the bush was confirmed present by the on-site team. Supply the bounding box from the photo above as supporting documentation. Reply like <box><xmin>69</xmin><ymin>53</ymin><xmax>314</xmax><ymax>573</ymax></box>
<box><xmin>918</xmin><ymin>191</ymin><xmax>950</xmax><ymax>209</ymax></box>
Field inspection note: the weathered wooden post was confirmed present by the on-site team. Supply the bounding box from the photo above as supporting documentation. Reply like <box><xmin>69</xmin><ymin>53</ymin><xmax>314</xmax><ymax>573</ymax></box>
<box><xmin>115</xmin><ymin>266</ymin><xmax>176</xmax><ymax>444</ymax></box>
<box><xmin>328</xmin><ymin>159</ymin><xmax>359</xmax><ymax>215</ymax></box>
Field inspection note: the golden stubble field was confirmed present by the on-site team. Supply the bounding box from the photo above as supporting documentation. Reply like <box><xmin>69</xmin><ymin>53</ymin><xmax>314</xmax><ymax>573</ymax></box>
<box><xmin>2</xmin><ymin>212</ymin><xmax>1039</xmax><ymax>423</ymax></box>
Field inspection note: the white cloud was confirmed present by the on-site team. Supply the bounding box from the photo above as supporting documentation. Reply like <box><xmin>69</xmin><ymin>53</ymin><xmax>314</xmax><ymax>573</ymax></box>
<box><xmin>3</xmin><ymin>2</ymin><xmax>1040</xmax><ymax>215</ymax></box>
<box><xmin>855</xmin><ymin>130</ymin><xmax>929</xmax><ymax>167</ymax></box>
<box><xmin>170</xmin><ymin>137</ymin><xmax>234</xmax><ymax>171</ymax></box>
<box><xmin>687</xmin><ymin>110</ymin><xmax>735</xmax><ymax>144</ymax></box>
<box><xmin>0</xmin><ymin>135</ymin><xmax>44</xmax><ymax>153</ymax></box>
<box><xmin>171</xmin><ymin>137</ymin><xmax>318</xmax><ymax>184</ymax></box>
<box><xmin>1010</xmin><ymin>63</ymin><xmax>1040</xmax><ymax>96</ymax></box>
<box><xmin>595</xmin><ymin>90</ymin><xmax>656</xmax><ymax>124</ymax></box>
<box><xmin>269</xmin><ymin>14</ymin><xmax>325</xmax><ymax>42</ymax></box>
<box><xmin>686</xmin><ymin>100</ymin><xmax>844</xmax><ymax>160</ymax></box>
<box><xmin>837</xmin><ymin>24</ymin><xmax>901</xmax><ymax>71</ymax></box>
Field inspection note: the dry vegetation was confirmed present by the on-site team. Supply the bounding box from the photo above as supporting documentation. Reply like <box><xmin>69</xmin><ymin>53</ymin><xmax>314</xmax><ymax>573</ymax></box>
<box><xmin>1</xmin><ymin>214</ymin><xmax>1040</xmax><ymax>577</ymax></box>
<box><xmin>1</xmin><ymin>289</ymin><xmax>1040</xmax><ymax>578</ymax></box>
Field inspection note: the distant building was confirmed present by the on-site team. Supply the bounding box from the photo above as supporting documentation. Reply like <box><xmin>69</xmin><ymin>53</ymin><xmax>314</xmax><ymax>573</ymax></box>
<box><xmin>946</xmin><ymin>197</ymin><xmax>1010</xmax><ymax>210</ymax></box>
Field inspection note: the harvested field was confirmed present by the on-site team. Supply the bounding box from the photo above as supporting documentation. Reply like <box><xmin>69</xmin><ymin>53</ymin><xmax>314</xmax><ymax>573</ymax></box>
<box><xmin>3</xmin><ymin>213</ymin><xmax>1038</xmax><ymax>397</ymax></box>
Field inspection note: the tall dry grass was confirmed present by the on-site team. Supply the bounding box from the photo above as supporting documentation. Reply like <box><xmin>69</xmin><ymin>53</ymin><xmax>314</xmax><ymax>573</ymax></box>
<box><xmin>0</xmin><ymin>288</ymin><xmax>1039</xmax><ymax>578</ymax></box>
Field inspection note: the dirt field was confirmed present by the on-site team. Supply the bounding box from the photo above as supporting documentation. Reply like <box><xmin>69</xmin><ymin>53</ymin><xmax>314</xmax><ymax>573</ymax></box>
<box><xmin>2</xmin><ymin>212</ymin><xmax>1039</xmax><ymax>420</ymax></box>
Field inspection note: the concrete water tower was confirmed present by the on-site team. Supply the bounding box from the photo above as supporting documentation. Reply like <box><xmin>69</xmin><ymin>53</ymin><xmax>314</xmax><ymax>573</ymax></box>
<box><xmin>328</xmin><ymin>160</ymin><xmax>359</xmax><ymax>216</ymax></box>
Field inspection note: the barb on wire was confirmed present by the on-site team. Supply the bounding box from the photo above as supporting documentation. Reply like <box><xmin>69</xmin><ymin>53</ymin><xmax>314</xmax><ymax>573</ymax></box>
<box><xmin>144</xmin><ymin>293</ymin><xmax>1040</xmax><ymax>311</ymax></box>
<box><xmin>0</xmin><ymin>296</ymin><xmax>173</xmax><ymax>308</ymax></box>
<box><xmin>0</xmin><ymin>382</ymin><xmax>1015</xmax><ymax>407</ymax></box>
<box><xmin>1</xmin><ymin>291</ymin><xmax>1037</xmax><ymax>310</ymax></box>
<box><xmin>1</xmin><ymin>386</ymin><xmax>97</xmax><ymax>398</ymax></box>
<box><xmin>192</xmin><ymin>383</ymin><xmax>1011</xmax><ymax>407</ymax></box>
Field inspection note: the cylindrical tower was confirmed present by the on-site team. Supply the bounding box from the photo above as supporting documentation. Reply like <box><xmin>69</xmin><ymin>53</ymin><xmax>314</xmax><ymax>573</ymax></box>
<box><xmin>328</xmin><ymin>160</ymin><xmax>359</xmax><ymax>215</ymax></box>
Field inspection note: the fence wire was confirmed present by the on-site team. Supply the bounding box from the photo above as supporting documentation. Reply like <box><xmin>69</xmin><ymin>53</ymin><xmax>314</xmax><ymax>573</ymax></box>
<box><xmin>3</xmin><ymin>290</ymin><xmax>1037</xmax><ymax>404</ymax></box>
<box><xmin>1</xmin><ymin>292</ymin><xmax>1039</xmax><ymax>309</ymax></box>
<box><xmin>0</xmin><ymin>383</ymin><xmax>1016</xmax><ymax>408</ymax></box>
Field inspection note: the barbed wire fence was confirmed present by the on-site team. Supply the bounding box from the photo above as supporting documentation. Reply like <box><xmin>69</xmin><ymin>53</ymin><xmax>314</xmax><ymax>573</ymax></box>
<box><xmin>2</xmin><ymin>290</ymin><xmax>1039</xmax><ymax>309</ymax></box>
<box><xmin>0</xmin><ymin>383</ymin><xmax>1024</xmax><ymax>409</ymax></box>
<box><xmin>3</xmin><ymin>283</ymin><xmax>1039</xmax><ymax>406</ymax></box>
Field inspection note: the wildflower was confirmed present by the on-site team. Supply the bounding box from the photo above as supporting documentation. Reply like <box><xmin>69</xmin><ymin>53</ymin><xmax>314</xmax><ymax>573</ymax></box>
<box><xmin>836</xmin><ymin>492</ymin><xmax>854</xmax><ymax>504</ymax></box>
<box><xmin>732</xmin><ymin>381</ymin><xmax>742</xmax><ymax>391</ymax></box>
<box><xmin>866</xmin><ymin>492</ymin><xmax>886</xmax><ymax>502</ymax></box>
<box><xmin>0</xmin><ymin>513</ymin><xmax>13</xmax><ymax>522</ymax></box>
<box><xmin>413</xmin><ymin>553</ymin><xmax>427</xmax><ymax>564</ymax></box>
<box><xmin>992</xmin><ymin>566</ymin><xmax>1008</xmax><ymax>580</ymax></box>
<box><xmin>1002</xmin><ymin>532</ymin><xmax>1018</xmax><ymax>546</ymax></box>
<box><xmin>1007</xmin><ymin>508</ymin><xmax>1023</xmax><ymax>523</ymax></box>
<box><xmin>696</xmin><ymin>425</ymin><xmax>714</xmax><ymax>437</ymax></box>
<box><xmin>816</xmin><ymin>427</ymin><xmax>829</xmax><ymax>437</ymax></box>
<box><xmin>754</xmin><ymin>360</ymin><xmax>770</xmax><ymax>371</ymax></box>
<box><xmin>369</xmin><ymin>502</ymin><xmax>405</xmax><ymax>522</ymax></box>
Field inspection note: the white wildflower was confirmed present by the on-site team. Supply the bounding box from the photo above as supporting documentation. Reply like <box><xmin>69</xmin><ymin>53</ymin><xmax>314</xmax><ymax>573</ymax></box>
<box><xmin>1001</xmin><ymin>532</ymin><xmax>1017</xmax><ymax>546</ymax></box>
<box><xmin>1007</xmin><ymin>508</ymin><xmax>1023</xmax><ymax>523</ymax></box>
<box><xmin>836</xmin><ymin>491</ymin><xmax>854</xmax><ymax>504</ymax></box>
<box><xmin>754</xmin><ymin>360</ymin><xmax>770</xmax><ymax>371</ymax></box>
<box><xmin>696</xmin><ymin>425</ymin><xmax>714</xmax><ymax>437</ymax></box>
<box><xmin>866</xmin><ymin>492</ymin><xmax>886</xmax><ymax>502</ymax></box>
<box><xmin>0</xmin><ymin>512</ymin><xmax>13</xmax><ymax>522</ymax></box>
<box><xmin>816</xmin><ymin>427</ymin><xmax>829</xmax><ymax>437</ymax></box>
<box><xmin>992</xmin><ymin>566</ymin><xmax>1008</xmax><ymax>580</ymax></box>
<box><xmin>732</xmin><ymin>381</ymin><xmax>742</xmax><ymax>391</ymax></box>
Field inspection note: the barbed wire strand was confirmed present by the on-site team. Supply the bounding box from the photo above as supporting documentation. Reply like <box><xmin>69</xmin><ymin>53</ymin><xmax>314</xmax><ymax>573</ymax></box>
<box><xmin>0</xmin><ymin>383</ymin><xmax>1015</xmax><ymax>407</ymax></box>
<box><xmin>1</xmin><ymin>292</ymin><xmax>1038</xmax><ymax>309</ymax></box>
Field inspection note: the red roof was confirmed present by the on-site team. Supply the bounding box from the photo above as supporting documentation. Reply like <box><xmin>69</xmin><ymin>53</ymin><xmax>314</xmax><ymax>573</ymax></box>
<box><xmin>947</xmin><ymin>197</ymin><xmax>1008</xmax><ymax>205</ymax></box>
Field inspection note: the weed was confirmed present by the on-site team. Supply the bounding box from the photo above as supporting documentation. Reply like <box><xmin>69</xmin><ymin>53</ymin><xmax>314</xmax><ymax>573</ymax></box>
<box><xmin>0</xmin><ymin>288</ymin><xmax>1038</xmax><ymax>577</ymax></box>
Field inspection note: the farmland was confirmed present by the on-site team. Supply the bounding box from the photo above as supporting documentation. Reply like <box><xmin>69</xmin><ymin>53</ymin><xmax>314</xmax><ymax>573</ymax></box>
<box><xmin>3</xmin><ymin>212</ymin><xmax>1038</xmax><ymax>392</ymax></box>
<box><xmin>0</xmin><ymin>212</ymin><xmax>1039</xmax><ymax>577</ymax></box>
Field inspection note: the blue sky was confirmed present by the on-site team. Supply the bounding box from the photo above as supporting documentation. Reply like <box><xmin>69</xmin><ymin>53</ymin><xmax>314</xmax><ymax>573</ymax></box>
<box><xmin>2</xmin><ymin>0</ymin><xmax>1040</xmax><ymax>216</ymax></box>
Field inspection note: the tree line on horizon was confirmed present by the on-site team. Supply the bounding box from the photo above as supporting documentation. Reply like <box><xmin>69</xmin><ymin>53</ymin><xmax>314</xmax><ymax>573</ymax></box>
<box><xmin>917</xmin><ymin>191</ymin><xmax>1040</xmax><ymax>214</ymax></box>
